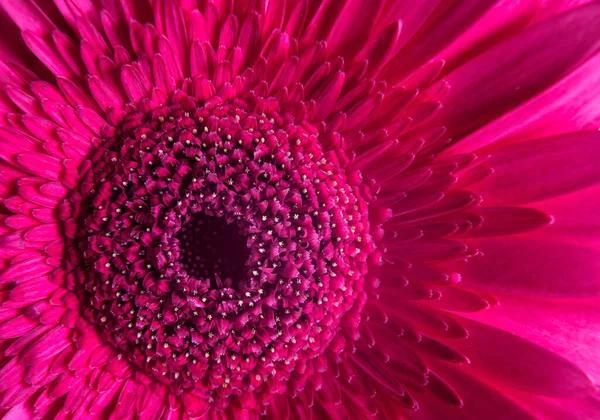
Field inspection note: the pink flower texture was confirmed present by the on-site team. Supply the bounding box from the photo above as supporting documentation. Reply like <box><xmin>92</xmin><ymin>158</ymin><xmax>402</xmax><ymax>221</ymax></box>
<box><xmin>1</xmin><ymin>0</ymin><xmax>600</xmax><ymax>418</ymax></box>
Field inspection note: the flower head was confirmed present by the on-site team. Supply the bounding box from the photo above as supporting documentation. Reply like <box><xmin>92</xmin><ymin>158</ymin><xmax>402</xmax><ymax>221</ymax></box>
<box><xmin>1</xmin><ymin>0</ymin><xmax>600</xmax><ymax>418</ymax></box>
<box><xmin>68</xmin><ymin>99</ymin><xmax>372</xmax><ymax>403</ymax></box>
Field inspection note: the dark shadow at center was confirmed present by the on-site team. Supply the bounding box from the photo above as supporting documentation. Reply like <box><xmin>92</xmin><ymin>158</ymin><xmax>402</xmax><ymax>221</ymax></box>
<box><xmin>177</xmin><ymin>213</ymin><xmax>249</xmax><ymax>289</ymax></box>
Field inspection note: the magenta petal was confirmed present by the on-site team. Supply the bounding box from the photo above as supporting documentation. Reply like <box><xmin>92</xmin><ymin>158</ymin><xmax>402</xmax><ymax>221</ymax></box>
<box><xmin>121</xmin><ymin>64</ymin><xmax>153</xmax><ymax>104</ymax></box>
<box><xmin>461</xmin><ymin>295</ymin><xmax>600</xmax><ymax>384</ymax></box>
<box><xmin>433</xmin><ymin>3</ymin><xmax>600</xmax><ymax>141</ymax></box>
<box><xmin>17</xmin><ymin>152</ymin><xmax>63</xmax><ymax>181</ymax></box>
<box><xmin>0</xmin><ymin>0</ymin><xmax>54</xmax><ymax>35</ymax></box>
<box><xmin>411</xmin><ymin>365</ymin><xmax>536</xmax><ymax>420</ymax></box>
<box><xmin>449</xmin><ymin>315</ymin><xmax>595</xmax><ymax>397</ymax></box>
<box><xmin>465</xmin><ymin>207</ymin><xmax>552</xmax><ymax>237</ymax></box>
<box><xmin>454</xmin><ymin>234</ymin><xmax>600</xmax><ymax>297</ymax></box>
<box><xmin>471</xmin><ymin>132</ymin><xmax>600</xmax><ymax>205</ymax></box>
<box><xmin>446</xmin><ymin>52</ymin><xmax>600</xmax><ymax>155</ymax></box>
<box><xmin>19</xmin><ymin>325</ymin><xmax>71</xmax><ymax>364</ymax></box>
<box><xmin>381</xmin><ymin>1</ymin><xmax>496</xmax><ymax>82</ymax></box>
<box><xmin>0</xmin><ymin>256</ymin><xmax>53</xmax><ymax>283</ymax></box>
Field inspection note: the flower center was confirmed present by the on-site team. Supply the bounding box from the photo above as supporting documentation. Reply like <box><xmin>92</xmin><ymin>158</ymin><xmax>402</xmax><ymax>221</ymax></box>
<box><xmin>176</xmin><ymin>214</ymin><xmax>249</xmax><ymax>288</ymax></box>
<box><xmin>68</xmin><ymin>97</ymin><xmax>373</xmax><ymax>402</ymax></box>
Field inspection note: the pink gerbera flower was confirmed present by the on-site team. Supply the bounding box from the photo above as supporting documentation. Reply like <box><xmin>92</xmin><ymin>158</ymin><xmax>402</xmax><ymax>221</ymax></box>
<box><xmin>1</xmin><ymin>0</ymin><xmax>600</xmax><ymax>418</ymax></box>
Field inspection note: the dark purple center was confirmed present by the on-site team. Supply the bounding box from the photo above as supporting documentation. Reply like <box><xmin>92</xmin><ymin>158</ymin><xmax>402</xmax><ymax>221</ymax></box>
<box><xmin>177</xmin><ymin>214</ymin><xmax>249</xmax><ymax>290</ymax></box>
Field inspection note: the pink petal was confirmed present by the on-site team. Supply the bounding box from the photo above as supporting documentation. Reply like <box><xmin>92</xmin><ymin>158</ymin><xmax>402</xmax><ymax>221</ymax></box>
<box><xmin>18</xmin><ymin>178</ymin><xmax>60</xmax><ymax>208</ymax></box>
<box><xmin>411</xmin><ymin>364</ymin><xmax>535</xmax><ymax>419</ymax></box>
<box><xmin>9</xmin><ymin>277</ymin><xmax>57</xmax><ymax>303</ymax></box>
<box><xmin>431</xmin><ymin>3</ymin><xmax>600</xmax><ymax>142</ymax></box>
<box><xmin>88</xmin><ymin>377</ymin><xmax>121</xmax><ymax>414</ymax></box>
<box><xmin>460</xmin><ymin>295</ymin><xmax>600</xmax><ymax>384</ymax></box>
<box><xmin>450</xmin><ymin>315</ymin><xmax>595</xmax><ymax>397</ymax></box>
<box><xmin>446</xmin><ymin>51</ymin><xmax>600</xmax><ymax>155</ymax></box>
<box><xmin>22</xmin><ymin>31</ymin><xmax>75</xmax><ymax>78</ymax></box>
<box><xmin>465</xmin><ymin>207</ymin><xmax>552</xmax><ymax>237</ymax></box>
<box><xmin>310</xmin><ymin>71</ymin><xmax>345</xmax><ymax>121</ymax></box>
<box><xmin>453</xmin><ymin>234</ymin><xmax>600</xmax><ymax>297</ymax></box>
<box><xmin>0</xmin><ymin>315</ymin><xmax>38</xmax><ymax>339</ymax></box>
<box><xmin>160</xmin><ymin>0</ymin><xmax>189</xmax><ymax>69</ymax></box>
<box><xmin>381</xmin><ymin>1</ymin><xmax>496</xmax><ymax>83</ymax></box>
<box><xmin>56</xmin><ymin>77</ymin><xmax>100</xmax><ymax>112</ymax></box>
<box><xmin>390</xmin><ymin>191</ymin><xmax>478</xmax><ymax>224</ymax></box>
<box><xmin>0</xmin><ymin>255</ymin><xmax>52</xmax><ymax>283</ymax></box>
<box><xmin>386</xmin><ymin>239</ymin><xmax>471</xmax><ymax>263</ymax></box>
<box><xmin>24</xmin><ymin>223</ymin><xmax>60</xmax><ymax>242</ymax></box>
<box><xmin>326</xmin><ymin>0</ymin><xmax>383</xmax><ymax>57</ymax></box>
<box><xmin>376</xmin><ymin>1</ymin><xmax>441</xmax><ymax>52</ymax></box>
<box><xmin>19</xmin><ymin>325</ymin><xmax>72</xmax><ymax>365</ymax></box>
<box><xmin>51</xmin><ymin>30</ymin><xmax>85</xmax><ymax>77</ymax></box>
<box><xmin>470</xmin><ymin>132</ymin><xmax>600</xmax><ymax>205</ymax></box>
<box><xmin>113</xmin><ymin>379</ymin><xmax>140</xmax><ymax>419</ymax></box>
<box><xmin>0</xmin><ymin>0</ymin><xmax>54</xmax><ymax>34</ymax></box>
<box><xmin>2</xmin><ymin>401</ymin><xmax>33</xmax><ymax>420</ymax></box>
<box><xmin>0</xmin><ymin>127</ymin><xmax>41</xmax><ymax>162</ymax></box>
<box><xmin>121</xmin><ymin>63</ymin><xmax>153</xmax><ymax>104</ymax></box>
<box><xmin>17</xmin><ymin>152</ymin><xmax>63</xmax><ymax>181</ymax></box>
<box><xmin>87</xmin><ymin>75</ymin><xmax>125</xmax><ymax>111</ymax></box>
